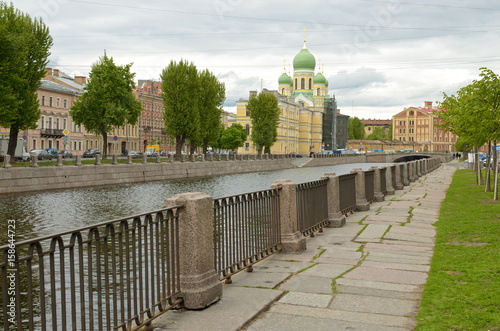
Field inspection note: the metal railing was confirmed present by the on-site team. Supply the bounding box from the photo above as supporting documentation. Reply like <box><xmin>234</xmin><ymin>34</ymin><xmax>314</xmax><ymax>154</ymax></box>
<box><xmin>0</xmin><ymin>207</ymin><xmax>182</xmax><ymax>331</ymax></box>
<box><xmin>365</xmin><ymin>170</ymin><xmax>375</xmax><ymax>203</ymax></box>
<box><xmin>339</xmin><ymin>173</ymin><xmax>356</xmax><ymax>215</ymax></box>
<box><xmin>213</xmin><ymin>189</ymin><xmax>281</xmax><ymax>283</ymax></box>
<box><xmin>296</xmin><ymin>180</ymin><xmax>329</xmax><ymax>236</ymax></box>
<box><xmin>380</xmin><ymin>168</ymin><xmax>387</xmax><ymax>194</ymax></box>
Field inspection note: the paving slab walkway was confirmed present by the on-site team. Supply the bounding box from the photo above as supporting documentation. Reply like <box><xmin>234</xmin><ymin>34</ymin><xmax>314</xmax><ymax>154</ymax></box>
<box><xmin>154</xmin><ymin>162</ymin><xmax>457</xmax><ymax>331</ymax></box>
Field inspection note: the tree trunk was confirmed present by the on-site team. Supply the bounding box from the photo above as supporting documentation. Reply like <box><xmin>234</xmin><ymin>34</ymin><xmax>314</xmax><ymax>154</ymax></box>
<box><xmin>494</xmin><ymin>141</ymin><xmax>498</xmax><ymax>201</ymax></box>
<box><xmin>189</xmin><ymin>140</ymin><xmax>196</xmax><ymax>155</ymax></box>
<box><xmin>485</xmin><ymin>140</ymin><xmax>491</xmax><ymax>192</ymax></box>
<box><xmin>256</xmin><ymin>145</ymin><xmax>263</xmax><ymax>155</ymax></box>
<box><xmin>264</xmin><ymin>146</ymin><xmax>271</xmax><ymax>154</ymax></box>
<box><xmin>7</xmin><ymin>127</ymin><xmax>20</xmax><ymax>163</ymax></box>
<box><xmin>100</xmin><ymin>123</ymin><xmax>108</xmax><ymax>159</ymax></box>
<box><xmin>203</xmin><ymin>140</ymin><xmax>208</xmax><ymax>155</ymax></box>
<box><xmin>175</xmin><ymin>136</ymin><xmax>184</xmax><ymax>161</ymax></box>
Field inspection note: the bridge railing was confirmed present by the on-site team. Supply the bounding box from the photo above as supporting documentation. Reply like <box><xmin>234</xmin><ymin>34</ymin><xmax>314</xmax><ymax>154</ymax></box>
<box><xmin>213</xmin><ymin>189</ymin><xmax>281</xmax><ymax>283</ymax></box>
<box><xmin>0</xmin><ymin>207</ymin><xmax>182</xmax><ymax>331</ymax></box>
<box><xmin>296</xmin><ymin>179</ymin><xmax>329</xmax><ymax>236</ymax></box>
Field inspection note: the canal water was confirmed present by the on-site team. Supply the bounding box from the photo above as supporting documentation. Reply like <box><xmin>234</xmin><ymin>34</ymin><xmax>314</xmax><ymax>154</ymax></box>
<box><xmin>0</xmin><ymin>163</ymin><xmax>386</xmax><ymax>244</ymax></box>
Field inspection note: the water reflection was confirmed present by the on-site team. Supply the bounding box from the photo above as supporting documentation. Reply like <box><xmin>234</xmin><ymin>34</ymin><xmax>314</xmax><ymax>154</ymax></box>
<box><xmin>0</xmin><ymin>163</ymin><xmax>386</xmax><ymax>243</ymax></box>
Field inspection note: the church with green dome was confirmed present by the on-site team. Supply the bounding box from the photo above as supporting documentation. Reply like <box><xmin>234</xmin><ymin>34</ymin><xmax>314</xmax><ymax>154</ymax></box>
<box><xmin>235</xmin><ymin>37</ymin><xmax>346</xmax><ymax>155</ymax></box>
<box><xmin>278</xmin><ymin>39</ymin><xmax>330</xmax><ymax>112</ymax></box>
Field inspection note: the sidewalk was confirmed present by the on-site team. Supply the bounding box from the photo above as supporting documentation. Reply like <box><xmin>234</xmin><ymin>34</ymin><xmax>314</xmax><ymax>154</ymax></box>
<box><xmin>154</xmin><ymin>162</ymin><xmax>457</xmax><ymax>331</ymax></box>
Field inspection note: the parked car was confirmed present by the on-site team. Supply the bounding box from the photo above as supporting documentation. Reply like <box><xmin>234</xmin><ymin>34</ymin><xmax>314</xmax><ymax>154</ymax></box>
<box><xmin>45</xmin><ymin>148</ymin><xmax>58</xmax><ymax>157</ymax></box>
<box><xmin>144</xmin><ymin>148</ymin><xmax>158</xmax><ymax>157</ymax></box>
<box><xmin>128</xmin><ymin>151</ymin><xmax>143</xmax><ymax>159</ymax></box>
<box><xmin>30</xmin><ymin>149</ymin><xmax>53</xmax><ymax>160</ymax></box>
<box><xmin>83</xmin><ymin>148</ymin><xmax>101</xmax><ymax>158</ymax></box>
<box><xmin>159</xmin><ymin>150</ymin><xmax>167</xmax><ymax>157</ymax></box>
<box><xmin>59</xmin><ymin>150</ymin><xmax>73</xmax><ymax>159</ymax></box>
<box><xmin>288</xmin><ymin>152</ymin><xmax>303</xmax><ymax>158</ymax></box>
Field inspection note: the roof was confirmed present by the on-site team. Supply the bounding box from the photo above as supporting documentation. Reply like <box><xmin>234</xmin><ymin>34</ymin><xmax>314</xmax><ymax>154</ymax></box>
<box><xmin>293</xmin><ymin>44</ymin><xmax>316</xmax><ymax>71</ymax></box>
<box><xmin>360</xmin><ymin>119</ymin><xmax>391</xmax><ymax>125</ymax></box>
<box><xmin>49</xmin><ymin>75</ymin><xmax>86</xmax><ymax>91</ymax></box>
<box><xmin>39</xmin><ymin>80</ymin><xmax>83</xmax><ymax>95</ymax></box>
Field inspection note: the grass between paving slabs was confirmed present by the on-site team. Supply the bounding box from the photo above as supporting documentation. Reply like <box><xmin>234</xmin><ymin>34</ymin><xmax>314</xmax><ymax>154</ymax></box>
<box><xmin>416</xmin><ymin>169</ymin><xmax>500</xmax><ymax>330</ymax></box>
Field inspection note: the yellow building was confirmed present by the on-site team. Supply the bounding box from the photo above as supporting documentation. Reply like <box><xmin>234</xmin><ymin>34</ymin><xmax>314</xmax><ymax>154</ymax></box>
<box><xmin>236</xmin><ymin>38</ymin><xmax>334</xmax><ymax>155</ymax></box>
<box><xmin>392</xmin><ymin>101</ymin><xmax>457</xmax><ymax>152</ymax></box>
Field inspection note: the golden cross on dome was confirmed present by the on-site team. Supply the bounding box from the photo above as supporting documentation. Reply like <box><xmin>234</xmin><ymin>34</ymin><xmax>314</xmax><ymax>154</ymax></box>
<box><xmin>303</xmin><ymin>28</ymin><xmax>307</xmax><ymax>48</ymax></box>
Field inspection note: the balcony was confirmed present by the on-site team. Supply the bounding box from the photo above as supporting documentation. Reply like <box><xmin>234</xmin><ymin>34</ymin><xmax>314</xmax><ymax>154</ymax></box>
<box><xmin>40</xmin><ymin>129</ymin><xmax>64</xmax><ymax>138</ymax></box>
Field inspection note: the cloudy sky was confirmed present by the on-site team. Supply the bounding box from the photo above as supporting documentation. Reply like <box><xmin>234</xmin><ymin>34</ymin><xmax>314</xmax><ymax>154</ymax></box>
<box><xmin>16</xmin><ymin>0</ymin><xmax>500</xmax><ymax>119</ymax></box>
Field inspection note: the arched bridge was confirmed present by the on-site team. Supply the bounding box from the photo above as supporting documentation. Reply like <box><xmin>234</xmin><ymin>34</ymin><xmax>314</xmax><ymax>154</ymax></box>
<box><xmin>366</xmin><ymin>152</ymin><xmax>454</xmax><ymax>164</ymax></box>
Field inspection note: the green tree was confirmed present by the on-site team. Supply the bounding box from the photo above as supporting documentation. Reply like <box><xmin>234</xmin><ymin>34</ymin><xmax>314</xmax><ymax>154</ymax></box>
<box><xmin>348</xmin><ymin>117</ymin><xmax>365</xmax><ymax>140</ymax></box>
<box><xmin>248</xmin><ymin>92</ymin><xmax>281</xmax><ymax>154</ymax></box>
<box><xmin>0</xmin><ymin>2</ymin><xmax>52</xmax><ymax>159</ymax></box>
<box><xmin>439</xmin><ymin>67</ymin><xmax>500</xmax><ymax>199</ymax></box>
<box><xmin>366</xmin><ymin>127</ymin><xmax>387</xmax><ymax>140</ymax></box>
<box><xmin>387</xmin><ymin>124</ymin><xmax>393</xmax><ymax>140</ymax></box>
<box><xmin>221</xmin><ymin>124</ymin><xmax>247</xmax><ymax>151</ymax></box>
<box><xmin>198</xmin><ymin>69</ymin><xmax>225</xmax><ymax>154</ymax></box>
<box><xmin>161</xmin><ymin>59</ymin><xmax>199</xmax><ymax>160</ymax></box>
<box><xmin>71</xmin><ymin>53</ymin><xmax>141</xmax><ymax>158</ymax></box>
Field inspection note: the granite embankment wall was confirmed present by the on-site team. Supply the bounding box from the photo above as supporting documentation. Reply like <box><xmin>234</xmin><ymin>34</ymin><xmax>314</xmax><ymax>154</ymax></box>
<box><xmin>0</xmin><ymin>159</ymin><xmax>297</xmax><ymax>195</ymax></box>
<box><xmin>301</xmin><ymin>155</ymin><xmax>366</xmax><ymax>167</ymax></box>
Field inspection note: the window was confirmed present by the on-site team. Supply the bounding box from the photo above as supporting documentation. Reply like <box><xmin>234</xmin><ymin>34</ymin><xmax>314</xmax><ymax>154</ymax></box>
<box><xmin>56</xmin><ymin>98</ymin><xmax>60</xmax><ymax>108</ymax></box>
<box><xmin>63</xmin><ymin>118</ymin><xmax>67</xmax><ymax>130</ymax></box>
<box><xmin>41</xmin><ymin>140</ymin><xmax>45</xmax><ymax>150</ymax></box>
<box><xmin>49</xmin><ymin>96</ymin><xmax>53</xmax><ymax>107</ymax></box>
<box><xmin>295</xmin><ymin>79</ymin><xmax>297</xmax><ymax>89</ymax></box>
<box><xmin>64</xmin><ymin>99</ymin><xmax>67</xmax><ymax>109</ymax></box>
<box><xmin>74</xmin><ymin>141</ymin><xmax>77</xmax><ymax>150</ymax></box>
<box><xmin>317</xmin><ymin>88</ymin><xmax>321</xmax><ymax>96</ymax></box>
<box><xmin>48</xmin><ymin>116</ymin><xmax>53</xmax><ymax>129</ymax></box>
<box><xmin>245</xmin><ymin>124</ymin><xmax>250</xmax><ymax>135</ymax></box>
<box><xmin>56</xmin><ymin>140</ymin><xmax>60</xmax><ymax>150</ymax></box>
<box><xmin>41</xmin><ymin>95</ymin><xmax>45</xmax><ymax>106</ymax></box>
<box><xmin>48</xmin><ymin>140</ymin><xmax>53</xmax><ymax>149</ymax></box>
<box><xmin>56</xmin><ymin>118</ymin><xmax>60</xmax><ymax>130</ymax></box>
<box><xmin>245</xmin><ymin>143</ymin><xmax>249</xmax><ymax>151</ymax></box>
<box><xmin>79</xmin><ymin>141</ymin><xmax>82</xmax><ymax>150</ymax></box>
<box><xmin>32</xmin><ymin>139</ymin><xmax>37</xmax><ymax>150</ymax></box>
<box><xmin>301</xmin><ymin>78</ymin><xmax>305</xmax><ymax>89</ymax></box>
<box><xmin>41</xmin><ymin>116</ymin><xmax>45</xmax><ymax>129</ymax></box>
<box><xmin>368</xmin><ymin>127</ymin><xmax>371</xmax><ymax>131</ymax></box>
<box><xmin>308</xmin><ymin>78</ymin><xmax>312</xmax><ymax>89</ymax></box>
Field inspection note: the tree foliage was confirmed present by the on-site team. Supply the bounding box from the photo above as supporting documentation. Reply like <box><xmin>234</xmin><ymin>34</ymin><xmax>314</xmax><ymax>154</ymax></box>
<box><xmin>347</xmin><ymin>117</ymin><xmax>365</xmax><ymax>140</ymax></box>
<box><xmin>161</xmin><ymin>59</ymin><xmax>200</xmax><ymax>159</ymax></box>
<box><xmin>0</xmin><ymin>2</ymin><xmax>53</xmax><ymax>159</ymax></box>
<box><xmin>70</xmin><ymin>53</ymin><xmax>141</xmax><ymax>158</ymax></box>
<box><xmin>366</xmin><ymin>127</ymin><xmax>388</xmax><ymax>140</ymax></box>
<box><xmin>439</xmin><ymin>67</ymin><xmax>500</xmax><ymax>199</ymax></box>
<box><xmin>248</xmin><ymin>92</ymin><xmax>281</xmax><ymax>154</ymax></box>
<box><xmin>221</xmin><ymin>124</ymin><xmax>247</xmax><ymax>151</ymax></box>
<box><xmin>198</xmin><ymin>69</ymin><xmax>225</xmax><ymax>154</ymax></box>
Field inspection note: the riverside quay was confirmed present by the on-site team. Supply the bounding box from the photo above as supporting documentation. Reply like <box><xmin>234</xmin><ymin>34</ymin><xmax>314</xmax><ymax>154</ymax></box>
<box><xmin>0</xmin><ymin>152</ymin><xmax>448</xmax><ymax>330</ymax></box>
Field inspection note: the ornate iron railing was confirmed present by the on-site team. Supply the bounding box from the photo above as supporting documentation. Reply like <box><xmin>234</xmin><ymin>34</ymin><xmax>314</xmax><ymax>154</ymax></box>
<box><xmin>339</xmin><ymin>173</ymin><xmax>356</xmax><ymax>215</ymax></box>
<box><xmin>213</xmin><ymin>189</ymin><xmax>281</xmax><ymax>283</ymax></box>
<box><xmin>296</xmin><ymin>180</ymin><xmax>329</xmax><ymax>236</ymax></box>
<box><xmin>0</xmin><ymin>208</ymin><xmax>182</xmax><ymax>331</ymax></box>
<box><xmin>365</xmin><ymin>170</ymin><xmax>375</xmax><ymax>203</ymax></box>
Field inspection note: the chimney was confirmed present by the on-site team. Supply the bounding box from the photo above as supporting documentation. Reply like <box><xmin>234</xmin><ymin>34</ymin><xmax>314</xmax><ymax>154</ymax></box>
<box><xmin>249</xmin><ymin>90</ymin><xmax>257</xmax><ymax>98</ymax></box>
<box><xmin>74</xmin><ymin>76</ymin><xmax>87</xmax><ymax>85</ymax></box>
<box><xmin>424</xmin><ymin>101</ymin><xmax>432</xmax><ymax>108</ymax></box>
<box><xmin>53</xmin><ymin>69</ymin><xmax>60</xmax><ymax>77</ymax></box>
<box><xmin>44</xmin><ymin>68</ymin><xmax>52</xmax><ymax>77</ymax></box>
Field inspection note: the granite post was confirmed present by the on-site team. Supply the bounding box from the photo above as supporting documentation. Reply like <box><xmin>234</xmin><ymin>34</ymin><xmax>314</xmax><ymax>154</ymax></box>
<box><xmin>142</xmin><ymin>154</ymin><xmax>148</xmax><ymax>165</ymax></box>
<box><xmin>3</xmin><ymin>155</ymin><xmax>11</xmax><ymax>168</ymax></box>
<box><xmin>31</xmin><ymin>156</ymin><xmax>39</xmax><ymax>167</ymax></box>
<box><xmin>370</xmin><ymin>166</ymin><xmax>385</xmax><ymax>202</ymax></box>
<box><xmin>352</xmin><ymin>168</ymin><xmax>370</xmax><ymax>211</ymax></box>
<box><xmin>402</xmin><ymin>162</ymin><xmax>409</xmax><ymax>186</ymax></box>
<box><xmin>321</xmin><ymin>173</ymin><xmax>346</xmax><ymax>228</ymax></box>
<box><xmin>75</xmin><ymin>155</ymin><xmax>82</xmax><ymax>166</ymax></box>
<box><xmin>56</xmin><ymin>155</ymin><xmax>63</xmax><ymax>167</ymax></box>
<box><xmin>156</xmin><ymin>154</ymin><xmax>161</xmax><ymax>163</ymax></box>
<box><xmin>408</xmin><ymin>161</ymin><xmax>415</xmax><ymax>182</ymax></box>
<box><xmin>271</xmin><ymin>179</ymin><xmax>306</xmax><ymax>253</ymax></box>
<box><xmin>384</xmin><ymin>165</ymin><xmax>395</xmax><ymax>195</ymax></box>
<box><xmin>127</xmin><ymin>155</ymin><xmax>133</xmax><ymax>164</ymax></box>
<box><xmin>95</xmin><ymin>154</ymin><xmax>102</xmax><ymax>166</ymax></box>
<box><xmin>112</xmin><ymin>154</ymin><xmax>118</xmax><ymax>165</ymax></box>
<box><xmin>166</xmin><ymin>192</ymin><xmax>222</xmax><ymax>309</ymax></box>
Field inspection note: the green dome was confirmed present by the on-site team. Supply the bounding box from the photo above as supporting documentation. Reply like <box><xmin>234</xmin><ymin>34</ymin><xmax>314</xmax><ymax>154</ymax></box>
<box><xmin>293</xmin><ymin>46</ymin><xmax>316</xmax><ymax>71</ymax></box>
<box><xmin>278</xmin><ymin>72</ymin><xmax>293</xmax><ymax>86</ymax></box>
<box><xmin>314</xmin><ymin>72</ymin><xmax>327</xmax><ymax>85</ymax></box>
